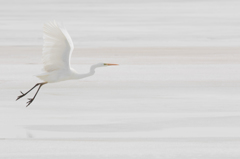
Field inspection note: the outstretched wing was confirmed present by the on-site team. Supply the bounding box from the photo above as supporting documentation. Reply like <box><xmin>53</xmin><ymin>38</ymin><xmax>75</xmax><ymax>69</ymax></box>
<box><xmin>42</xmin><ymin>21</ymin><xmax>74</xmax><ymax>72</ymax></box>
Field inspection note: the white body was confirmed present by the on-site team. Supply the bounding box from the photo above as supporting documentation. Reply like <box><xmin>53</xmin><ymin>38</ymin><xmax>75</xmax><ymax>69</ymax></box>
<box><xmin>37</xmin><ymin>68</ymin><xmax>78</xmax><ymax>83</ymax></box>
<box><xmin>37</xmin><ymin>64</ymin><xmax>103</xmax><ymax>83</ymax></box>
<box><xmin>36</xmin><ymin>21</ymin><xmax>105</xmax><ymax>83</ymax></box>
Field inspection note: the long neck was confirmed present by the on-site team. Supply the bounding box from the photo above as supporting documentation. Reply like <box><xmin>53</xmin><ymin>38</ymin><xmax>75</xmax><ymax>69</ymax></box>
<box><xmin>75</xmin><ymin>64</ymin><xmax>99</xmax><ymax>79</ymax></box>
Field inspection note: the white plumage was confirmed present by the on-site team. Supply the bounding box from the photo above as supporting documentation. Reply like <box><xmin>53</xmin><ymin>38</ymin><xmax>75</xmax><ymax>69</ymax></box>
<box><xmin>42</xmin><ymin>21</ymin><xmax>74</xmax><ymax>72</ymax></box>
<box><xmin>37</xmin><ymin>21</ymin><xmax>75</xmax><ymax>82</ymax></box>
<box><xmin>16</xmin><ymin>20</ymin><xmax>118</xmax><ymax>106</ymax></box>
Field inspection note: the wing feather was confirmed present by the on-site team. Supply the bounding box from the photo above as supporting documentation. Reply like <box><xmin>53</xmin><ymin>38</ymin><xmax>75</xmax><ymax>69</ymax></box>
<box><xmin>42</xmin><ymin>21</ymin><xmax>74</xmax><ymax>72</ymax></box>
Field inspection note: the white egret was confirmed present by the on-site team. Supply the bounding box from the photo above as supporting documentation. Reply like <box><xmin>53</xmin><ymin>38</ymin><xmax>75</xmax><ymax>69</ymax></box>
<box><xmin>16</xmin><ymin>21</ymin><xmax>118</xmax><ymax>107</ymax></box>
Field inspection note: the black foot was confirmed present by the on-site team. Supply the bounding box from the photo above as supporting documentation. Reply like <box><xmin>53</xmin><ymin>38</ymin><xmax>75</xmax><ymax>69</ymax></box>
<box><xmin>26</xmin><ymin>98</ymin><xmax>34</xmax><ymax>107</ymax></box>
<box><xmin>16</xmin><ymin>91</ymin><xmax>26</xmax><ymax>101</ymax></box>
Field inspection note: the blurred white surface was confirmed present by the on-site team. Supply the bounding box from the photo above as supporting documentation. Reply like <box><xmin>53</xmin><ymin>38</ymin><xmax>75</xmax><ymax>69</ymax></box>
<box><xmin>1</xmin><ymin>0</ymin><xmax>240</xmax><ymax>158</ymax></box>
<box><xmin>0</xmin><ymin>0</ymin><xmax>240</xmax><ymax>47</ymax></box>
<box><xmin>1</xmin><ymin>47</ymin><xmax>240</xmax><ymax>158</ymax></box>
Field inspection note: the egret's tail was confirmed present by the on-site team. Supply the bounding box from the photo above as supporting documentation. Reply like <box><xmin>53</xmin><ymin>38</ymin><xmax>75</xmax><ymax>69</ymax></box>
<box><xmin>36</xmin><ymin>72</ymin><xmax>49</xmax><ymax>82</ymax></box>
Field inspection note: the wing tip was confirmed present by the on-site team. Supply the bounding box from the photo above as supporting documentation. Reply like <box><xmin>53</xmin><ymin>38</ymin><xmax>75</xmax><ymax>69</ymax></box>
<box><xmin>43</xmin><ymin>20</ymin><xmax>64</xmax><ymax>29</ymax></box>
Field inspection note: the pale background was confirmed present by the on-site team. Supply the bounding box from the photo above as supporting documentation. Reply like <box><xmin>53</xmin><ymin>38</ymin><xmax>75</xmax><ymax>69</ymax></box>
<box><xmin>0</xmin><ymin>0</ymin><xmax>240</xmax><ymax>158</ymax></box>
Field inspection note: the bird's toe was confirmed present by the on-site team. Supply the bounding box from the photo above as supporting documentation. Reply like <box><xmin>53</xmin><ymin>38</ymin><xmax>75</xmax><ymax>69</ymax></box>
<box><xmin>16</xmin><ymin>91</ymin><xmax>26</xmax><ymax>101</ymax></box>
<box><xmin>26</xmin><ymin>98</ymin><xmax>34</xmax><ymax>107</ymax></box>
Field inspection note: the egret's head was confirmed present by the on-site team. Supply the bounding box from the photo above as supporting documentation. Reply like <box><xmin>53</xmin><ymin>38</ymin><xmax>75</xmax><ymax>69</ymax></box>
<box><xmin>91</xmin><ymin>63</ymin><xmax>119</xmax><ymax>70</ymax></box>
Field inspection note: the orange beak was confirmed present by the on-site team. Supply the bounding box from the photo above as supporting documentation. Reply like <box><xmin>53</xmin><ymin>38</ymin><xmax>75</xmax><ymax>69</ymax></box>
<box><xmin>104</xmin><ymin>63</ymin><xmax>119</xmax><ymax>66</ymax></box>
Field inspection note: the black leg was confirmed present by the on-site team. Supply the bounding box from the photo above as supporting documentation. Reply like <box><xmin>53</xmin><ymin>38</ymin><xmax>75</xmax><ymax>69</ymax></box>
<box><xmin>16</xmin><ymin>83</ymin><xmax>41</xmax><ymax>101</ymax></box>
<box><xmin>26</xmin><ymin>82</ymin><xmax>47</xmax><ymax>107</ymax></box>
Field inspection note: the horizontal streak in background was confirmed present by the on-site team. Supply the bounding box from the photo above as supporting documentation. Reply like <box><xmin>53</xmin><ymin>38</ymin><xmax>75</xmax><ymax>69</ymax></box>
<box><xmin>0</xmin><ymin>0</ymin><xmax>240</xmax><ymax>47</ymax></box>
<box><xmin>1</xmin><ymin>1</ymin><xmax>240</xmax><ymax>158</ymax></box>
